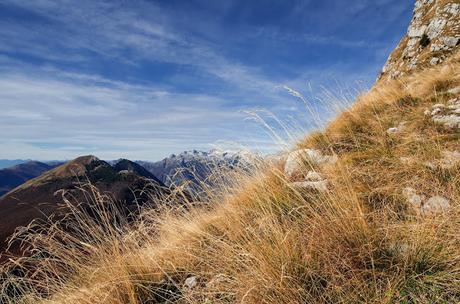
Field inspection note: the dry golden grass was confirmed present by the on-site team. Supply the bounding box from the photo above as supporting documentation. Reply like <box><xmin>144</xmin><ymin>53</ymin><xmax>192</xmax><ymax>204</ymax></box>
<box><xmin>1</xmin><ymin>52</ymin><xmax>460</xmax><ymax>303</ymax></box>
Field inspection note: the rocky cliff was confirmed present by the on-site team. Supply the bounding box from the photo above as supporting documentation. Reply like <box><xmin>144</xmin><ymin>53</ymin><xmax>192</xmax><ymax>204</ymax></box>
<box><xmin>380</xmin><ymin>0</ymin><xmax>459</xmax><ymax>80</ymax></box>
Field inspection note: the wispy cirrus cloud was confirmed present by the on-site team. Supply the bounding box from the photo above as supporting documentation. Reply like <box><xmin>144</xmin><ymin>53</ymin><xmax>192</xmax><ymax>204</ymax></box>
<box><xmin>0</xmin><ymin>66</ymin><xmax>295</xmax><ymax>160</ymax></box>
<box><xmin>0</xmin><ymin>0</ymin><xmax>413</xmax><ymax>160</ymax></box>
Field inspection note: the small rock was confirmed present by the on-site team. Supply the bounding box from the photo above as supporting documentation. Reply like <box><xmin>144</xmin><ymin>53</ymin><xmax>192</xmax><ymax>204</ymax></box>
<box><xmin>423</xmin><ymin>161</ymin><xmax>437</xmax><ymax>170</ymax></box>
<box><xmin>432</xmin><ymin>114</ymin><xmax>460</xmax><ymax>129</ymax></box>
<box><xmin>400</xmin><ymin>157</ymin><xmax>415</xmax><ymax>165</ymax></box>
<box><xmin>290</xmin><ymin>180</ymin><xmax>329</xmax><ymax>192</ymax></box>
<box><xmin>439</xmin><ymin>150</ymin><xmax>460</xmax><ymax>169</ymax></box>
<box><xmin>430</xmin><ymin>43</ymin><xmax>443</xmax><ymax>52</ymax></box>
<box><xmin>423</xmin><ymin>196</ymin><xmax>450</xmax><ymax>214</ymax></box>
<box><xmin>284</xmin><ymin>149</ymin><xmax>337</xmax><ymax>180</ymax></box>
<box><xmin>305</xmin><ymin>171</ymin><xmax>324</xmax><ymax>181</ymax></box>
<box><xmin>184</xmin><ymin>276</ymin><xmax>198</xmax><ymax>289</ymax></box>
<box><xmin>448</xmin><ymin>87</ymin><xmax>460</xmax><ymax>95</ymax></box>
<box><xmin>387</xmin><ymin>121</ymin><xmax>407</xmax><ymax>134</ymax></box>
<box><xmin>430</xmin><ymin>107</ymin><xmax>443</xmax><ymax>116</ymax></box>
<box><xmin>442</xmin><ymin>36</ymin><xmax>460</xmax><ymax>47</ymax></box>
<box><xmin>403</xmin><ymin>187</ymin><xmax>424</xmax><ymax>209</ymax></box>
<box><xmin>408</xmin><ymin>25</ymin><xmax>427</xmax><ymax>38</ymax></box>
<box><xmin>387</xmin><ymin>127</ymin><xmax>399</xmax><ymax>134</ymax></box>
<box><xmin>426</xmin><ymin>102</ymin><xmax>460</xmax><ymax>129</ymax></box>
<box><xmin>430</xmin><ymin>57</ymin><xmax>441</xmax><ymax>66</ymax></box>
<box><xmin>426</xmin><ymin>17</ymin><xmax>447</xmax><ymax>39</ymax></box>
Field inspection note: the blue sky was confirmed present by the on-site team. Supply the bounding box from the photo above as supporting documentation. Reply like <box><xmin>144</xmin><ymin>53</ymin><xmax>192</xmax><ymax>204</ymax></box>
<box><xmin>0</xmin><ymin>0</ymin><xmax>413</xmax><ymax>161</ymax></box>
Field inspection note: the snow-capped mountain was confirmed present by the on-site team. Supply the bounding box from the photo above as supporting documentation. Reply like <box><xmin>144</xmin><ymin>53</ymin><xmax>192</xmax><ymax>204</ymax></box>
<box><xmin>137</xmin><ymin>149</ymin><xmax>260</xmax><ymax>193</ymax></box>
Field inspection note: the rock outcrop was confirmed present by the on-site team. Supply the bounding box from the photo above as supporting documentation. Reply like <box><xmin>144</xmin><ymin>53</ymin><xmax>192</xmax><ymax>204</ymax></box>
<box><xmin>283</xmin><ymin>149</ymin><xmax>337</xmax><ymax>193</ymax></box>
<box><xmin>380</xmin><ymin>0</ymin><xmax>460</xmax><ymax>80</ymax></box>
<box><xmin>424</xmin><ymin>97</ymin><xmax>460</xmax><ymax>130</ymax></box>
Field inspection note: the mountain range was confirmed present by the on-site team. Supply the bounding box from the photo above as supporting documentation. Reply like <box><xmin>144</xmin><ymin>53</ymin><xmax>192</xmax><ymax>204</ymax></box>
<box><xmin>0</xmin><ymin>149</ymin><xmax>257</xmax><ymax>199</ymax></box>
<box><xmin>0</xmin><ymin>150</ymin><xmax>256</xmax><ymax>259</ymax></box>
<box><xmin>0</xmin><ymin>155</ymin><xmax>170</xmax><ymax>258</ymax></box>
<box><xmin>138</xmin><ymin>149</ymin><xmax>259</xmax><ymax>193</ymax></box>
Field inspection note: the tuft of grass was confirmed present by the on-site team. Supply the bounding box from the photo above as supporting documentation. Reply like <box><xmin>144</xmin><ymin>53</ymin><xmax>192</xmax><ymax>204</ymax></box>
<box><xmin>419</xmin><ymin>34</ymin><xmax>430</xmax><ymax>48</ymax></box>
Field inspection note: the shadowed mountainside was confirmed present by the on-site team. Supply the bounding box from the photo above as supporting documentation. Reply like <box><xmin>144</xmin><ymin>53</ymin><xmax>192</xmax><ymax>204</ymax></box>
<box><xmin>0</xmin><ymin>156</ymin><xmax>169</xmax><ymax>256</ymax></box>
<box><xmin>0</xmin><ymin>161</ymin><xmax>56</xmax><ymax>196</ymax></box>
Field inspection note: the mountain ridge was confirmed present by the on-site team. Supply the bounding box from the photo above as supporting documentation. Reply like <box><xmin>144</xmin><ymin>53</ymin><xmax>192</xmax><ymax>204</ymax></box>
<box><xmin>0</xmin><ymin>155</ymin><xmax>169</xmax><ymax>259</ymax></box>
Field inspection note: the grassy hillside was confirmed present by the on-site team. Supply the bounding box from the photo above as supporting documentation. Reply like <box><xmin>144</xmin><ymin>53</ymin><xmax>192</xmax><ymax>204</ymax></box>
<box><xmin>1</xmin><ymin>52</ymin><xmax>460</xmax><ymax>303</ymax></box>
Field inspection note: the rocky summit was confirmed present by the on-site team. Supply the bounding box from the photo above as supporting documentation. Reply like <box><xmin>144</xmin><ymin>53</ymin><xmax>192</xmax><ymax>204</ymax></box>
<box><xmin>380</xmin><ymin>0</ymin><xmax>460</xmax><ymax>80</ymax></box>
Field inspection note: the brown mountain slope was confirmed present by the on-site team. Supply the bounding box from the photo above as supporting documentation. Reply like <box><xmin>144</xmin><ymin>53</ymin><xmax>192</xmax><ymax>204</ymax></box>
<box><xmin>0</xmin><ymin>155</ymin><xmax>168</xmax><ymax>255</ymax></box>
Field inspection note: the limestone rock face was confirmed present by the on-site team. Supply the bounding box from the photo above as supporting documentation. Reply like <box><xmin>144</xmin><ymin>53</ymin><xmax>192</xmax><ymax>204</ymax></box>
<box><xmin>380</xmin><ymin>0</ymin><xmax>460</xmax><ymax>81</ymax></box>
<box><xmin>424</xmin><ymin>98</ymin><xmax>460</xmax><ymax>130</ymax></box>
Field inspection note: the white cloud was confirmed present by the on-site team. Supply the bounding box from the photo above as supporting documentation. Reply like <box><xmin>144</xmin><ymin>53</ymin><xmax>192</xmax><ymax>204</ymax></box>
<box><xmin>0</xmin><ymin>0</ymin><xmax>400</xmax><ymax>160</ymax></box>
<box><xmin>0</xmin><ymin>67</ymin><xmax>299</xmax><ymax>160</ymax></box>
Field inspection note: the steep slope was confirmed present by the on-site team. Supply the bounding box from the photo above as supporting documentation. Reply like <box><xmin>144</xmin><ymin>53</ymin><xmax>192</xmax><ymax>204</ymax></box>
<box><xmin>0</xmin><ymin>161</ymin><xmax>54</xmax><ymax>196</ymax></box>
<box><xmin>380</xmin><ymin>0</ymin><xmax>460</xmax><ymax>80</ymax></box>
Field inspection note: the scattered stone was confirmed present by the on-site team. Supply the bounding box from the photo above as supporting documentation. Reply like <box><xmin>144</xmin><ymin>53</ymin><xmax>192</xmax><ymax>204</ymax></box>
<box><xmin>439</xmin><ymin>150</ymin><xmax>460</xmax><ymax>169</ymax></box>
<box><xmin>422</xmin><ymin>196</ymin><xmax>451</xmax><ymax>214</ymax></box>
<box><xmin>305</xmin><ymin>171</ymin><xmax>324</xmax><ymax>181</ymax></box>
<box><xmin>432</xmin><ymin>114</ymin><xmax>460</xmax><ymax>129</ymax></box>
<box><xmin>290</xmin><ymin>180</ymin><xmax>329</xmax><ymax>192</ymax></box>
<box><xmin>447</xmin><ymin>85</ymin><xmax>460</xmax><ymax>94</ymax></box>
<box><xmin>430</xmin><ymin>57</ymin><xmax>441</xmax><ymax>66</ymax></box>
<box><xmin>423</xmin><ymin>161</ymin><xmax>437</xmax><ymax>170</ymax></box>
<box><xmin>426</xmin><ymin>17</ymin><xmax>447</xmax><ymax>39</ymax></box>
<box><xmin>442</xmin><ymin>36</ymin><xmax>460</xmax><ymax>47</ymax></box>
<box><xmin>403</xmin><ymin>187</ymin><xmax>424</xmax><ymax>209</ymax></box>
<box><xmin>184</xmin><ymin>276</ymin><xmax>198</xmax><ymax>289</ymax></box>
<box><xmin>284</xmin><ymin>149</ymin><xmax>337</xmax><ymax>180</ymax></box>
<box><xmin>425</xmin><ymin>99</ymin><xmax>460</xmax><ymax>129</ymax></box>
<box><xmin>387</xmin><ymin>127</ymin><xmax>399</xmax><ymax>134</ymax></box>
<box><xmin>387</xmin><ymin>121</ymin><xmax>406</xmax><ymax>134</ymax></box>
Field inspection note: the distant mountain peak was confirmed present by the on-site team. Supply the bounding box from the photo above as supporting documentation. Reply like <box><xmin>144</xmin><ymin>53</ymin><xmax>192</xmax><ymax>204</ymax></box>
<box><xmin>113</xmin><ymin>159</ymin><xmax>163</xmax><ymax>183</ymax></box>
<box><xmin>45</xmin><ymin>155</ymin><xmax>102</xmax><ymax>180</ymax></box>
<box><xmin>137</xmin><ymin>149</ymin><xmax>260</xmax><ymax>193</ymax></box>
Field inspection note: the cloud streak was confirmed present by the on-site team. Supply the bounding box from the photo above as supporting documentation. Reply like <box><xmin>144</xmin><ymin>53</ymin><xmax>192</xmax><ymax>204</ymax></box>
<box><xmin>0</xmin><ymin>0</ymin><xmax>413</xmax><ymax>160</ymax></box>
